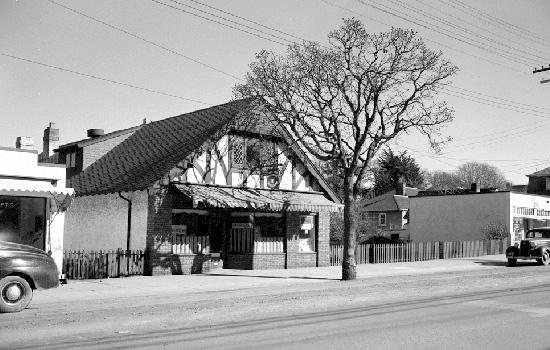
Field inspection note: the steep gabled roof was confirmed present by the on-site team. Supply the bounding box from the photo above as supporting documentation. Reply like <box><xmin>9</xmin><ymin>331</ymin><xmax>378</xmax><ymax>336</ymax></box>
<box><xmin>69</xmin><ymin>99</ymin><xmax>251</xmax><ymax>196</ymax></box>
<box><xmin>68</xmin><ymin>98</ymin><xmax>340</xmax><ymax>203</ymax></box>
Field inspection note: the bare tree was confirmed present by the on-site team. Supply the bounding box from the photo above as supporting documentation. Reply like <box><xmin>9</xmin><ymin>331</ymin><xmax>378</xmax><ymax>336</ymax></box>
<box><xmin>456</xmin><ymin>161</ymin><xmax>507</xmax><ymax>189</ymax></box>
<box><xmin>234</xmin><ymin>19</ymin><xmax>458</xmax><ymax>280</ymax></box>
<box><xmin>426</xmin><ymin>170</ymin><xmax>461</xmax><ymax>190</ymax></box>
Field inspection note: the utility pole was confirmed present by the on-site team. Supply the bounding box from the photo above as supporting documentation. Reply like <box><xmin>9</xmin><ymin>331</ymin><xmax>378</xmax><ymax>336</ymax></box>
<box><xmin>533</xmin><ymin>65</ymin><xmax>550</xmax><ymax>84</ymax></box>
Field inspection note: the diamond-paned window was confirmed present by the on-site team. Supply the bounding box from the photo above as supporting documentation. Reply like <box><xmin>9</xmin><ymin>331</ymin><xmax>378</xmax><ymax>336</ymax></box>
<box><xmin>232</xmin><ymin>136</ymin><xmax>245</xmax><ymax>165</ymax></box>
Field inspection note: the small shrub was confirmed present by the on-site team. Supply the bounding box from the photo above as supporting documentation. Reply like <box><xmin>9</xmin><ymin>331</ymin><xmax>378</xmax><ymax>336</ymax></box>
<box><xmin>482</xmin><ymin>222</ymin><xmax>508</xmax><ymax>240</ymax></box>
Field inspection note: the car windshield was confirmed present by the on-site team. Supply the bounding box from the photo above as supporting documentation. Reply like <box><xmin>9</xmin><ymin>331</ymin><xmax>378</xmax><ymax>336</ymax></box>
<box><xmin>526</xmin><ymin>230</ymin><xmax>550</xmax><ymax>239</ymax></box>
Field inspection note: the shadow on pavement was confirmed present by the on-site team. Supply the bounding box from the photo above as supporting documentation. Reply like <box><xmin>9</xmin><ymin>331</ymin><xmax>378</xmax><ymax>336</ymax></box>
<box><xmin>205</xmin><ymin>273</ymin><xmax>338</xmax><ymax>281</ymax></box>
<box><xmin>473</xmin><ymin>260</ymin><xmax>509</xmax><ymax>266</ymax></box>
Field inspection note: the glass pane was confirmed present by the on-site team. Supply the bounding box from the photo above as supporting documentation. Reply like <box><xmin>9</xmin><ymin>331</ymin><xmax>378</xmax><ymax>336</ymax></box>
<box><xmin>299</xmin><ymin>215</ymin><xmax>315</xmax><ymax>252</ymax></box>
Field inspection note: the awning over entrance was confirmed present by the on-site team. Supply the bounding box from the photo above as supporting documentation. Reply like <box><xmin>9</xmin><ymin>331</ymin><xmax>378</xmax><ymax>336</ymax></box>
<box><xmin>172</xmin><ymin>184</ymin><xmax>342</xmax><ymax>212</ymax></box>
<box><xmin>0</xmin><ymin>182</ymin><xmax>75</xmax><ymax>212</ymax></box>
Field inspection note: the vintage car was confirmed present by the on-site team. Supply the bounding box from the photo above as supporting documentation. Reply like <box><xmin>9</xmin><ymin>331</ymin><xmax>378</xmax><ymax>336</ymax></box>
<box><xmin>0</xmin><ymin>240</ymin><xmax>59</xmax><ymax>313</ymax></box>
<box><xmin>506</xmin><ymin>227</ymin><xmax>550</xmax><ymax>267</ymax></box>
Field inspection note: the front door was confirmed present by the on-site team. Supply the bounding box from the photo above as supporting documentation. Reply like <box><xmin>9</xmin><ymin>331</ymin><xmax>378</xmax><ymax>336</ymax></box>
<box><xmin>210</xmin><ymin>216</ymin><xmax>225</xmax><ymax>253</ymax></box>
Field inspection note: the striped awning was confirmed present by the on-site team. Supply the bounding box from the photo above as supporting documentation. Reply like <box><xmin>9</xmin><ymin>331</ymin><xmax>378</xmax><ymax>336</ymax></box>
<box><xmin>172</xmin><ymin>184</ymin><xmax>342</xmax><ymax>212</ymax></box>
<box><xmin>0</xmin><ymin>182</ymin><xmax>75</xmax><ymax>212</ymax></box>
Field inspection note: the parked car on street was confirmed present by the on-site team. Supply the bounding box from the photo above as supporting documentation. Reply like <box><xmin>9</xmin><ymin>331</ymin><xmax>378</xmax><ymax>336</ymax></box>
<box><xmin>506</xmin><ymin>227</ymin><xmax>550</xmax><ymax>267</ymax></box>
<box><xmin>0</xmin><ymin>240</ymin><xmax>59</xmax><ymax>313</ymax></box>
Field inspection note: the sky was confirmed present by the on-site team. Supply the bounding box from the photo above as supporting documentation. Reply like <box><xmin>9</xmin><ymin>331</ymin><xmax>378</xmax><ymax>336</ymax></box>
<box><xmin>1</xmin><ymin>0</ymin><xmax>550</xmax><ymax>185</ymax></box>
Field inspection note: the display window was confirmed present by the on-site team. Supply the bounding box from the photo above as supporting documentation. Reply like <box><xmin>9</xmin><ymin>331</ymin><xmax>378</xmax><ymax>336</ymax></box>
<box><xmin>0</xmin><ymin>196</ymin><xmax>47</xmax><ymax>249</ymax></box>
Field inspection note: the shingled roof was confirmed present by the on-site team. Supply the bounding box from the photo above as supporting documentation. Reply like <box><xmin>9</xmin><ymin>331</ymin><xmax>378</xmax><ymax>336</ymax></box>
<box><xmin>67</xmin><ymin>98</ymin><xmax>340</xmax><ymax>203</ymax></box>
<box><xmin>69</xmin><ymin>99</ymin><xmax>252</xmax><ymax>196</ymax></box>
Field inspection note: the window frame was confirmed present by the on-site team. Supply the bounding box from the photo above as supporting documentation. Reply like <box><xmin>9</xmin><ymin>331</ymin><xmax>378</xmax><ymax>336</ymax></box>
<box><xmin>378</xmin><ymin>213</ymin><xmax>387</xmax><ymax>227</ymax></box>
<box><xmin>230</xmin><ymin>134</ymin><xmax>278</xmax><ymax>172</ymax></box>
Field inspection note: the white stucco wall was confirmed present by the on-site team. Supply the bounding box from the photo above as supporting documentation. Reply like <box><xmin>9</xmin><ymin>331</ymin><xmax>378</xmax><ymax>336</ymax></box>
<box><xmin>63</xmin><ymin>190</ymin><xmax>148</xmax><ymax>251</ymax></box>
<box><xmin>408</xmin><ymin>192</ymin><xmax>511</xmax><ymax>242</ymax></box>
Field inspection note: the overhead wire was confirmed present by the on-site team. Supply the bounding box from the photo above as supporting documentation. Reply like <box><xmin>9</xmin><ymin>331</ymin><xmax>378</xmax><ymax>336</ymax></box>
<box><xmin>318</xmin><ymin>0</ymin><xmax>532</xmax><ymax>76</ymax></box>
<box><xmin>46</xmin><ymin>0</ymin><xmax>243</xmax><ymax>81</ymax></box>
<box><xmin>0</xmin><ymin>52</ymin><xmax>210</xmax><ymax>105</ymax></box>
<box><xmin>446</xmin><ymin>0</ymin><xmax>550</xmax><ymax>47</ymax></box>
<box><xmin>352</xmin><ymin>0</ymin><xmax>543</xmax><ymax>67</ymax></box>
<box><xmin>184</xmin><ymin>0</ymin><xmax>311</xmax><ymax>44</ymax></box>
<box><xmin>149</xmin><ymin>0</ymin><xmax>290</xmax><ymax>46</ymax></box>
<box><xmin>412</xmin><ymin>0</ymin><xmax>550</xmax><ymax>58</ymax></box>
<box><xmin>386</xmin><ymin>0</ymin><xmax>548</xmax><ymax>64</ymax></box>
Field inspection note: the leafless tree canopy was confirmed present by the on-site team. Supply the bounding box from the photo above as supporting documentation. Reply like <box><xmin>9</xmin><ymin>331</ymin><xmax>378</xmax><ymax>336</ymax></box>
<box><xmin>456</xmin><ymin>161</ymin><xmax>507</xmax><ymax>189</ymax></box>
<box><xmin>234</xmin><ymin>18</ymin><xmax>458</xmax><ymax>280</ymax></box>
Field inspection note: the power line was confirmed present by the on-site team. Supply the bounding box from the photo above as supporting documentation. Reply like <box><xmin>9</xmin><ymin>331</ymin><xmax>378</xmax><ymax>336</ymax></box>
<box><xmin>413</xmin><ymin>0</ymin><xmax>550</xmax><ymax>59</ymax></box>
<box><xmin>318</xmin><ymin>0</ymin><xmax>532</xmax><ymax>77</ymax></box>
<box><xmin>0</xmin><ymin>52</ymin><xmax>210</xmax><ymax>105</ymax></box>
<box><xmin>185</xmin><ymin>0</ymin><xmax>310</xmax><ymax>44</ymax></box>
<box><xmin>150</xmin><ymin>0</ymin><xmax>289</xmax><ymax>46</ymax></box>
<box><xmin>354</xmin><ymin>0</ymin><xmax>542</xmax><ymax>67</ymax></box>
<box><xmin>388</xmin><ymin>0</ymin><xmax>548</xmax><ymax>64</ymax></box>
<box><xmin>447</xmin><ymin>0</ymin><xmax>550</xmax><ymax>46</ymax></box>
<box><xmin>47</xmin><ymin>0</ymin><xmax>243</xmax><ymax>81</ymax></box>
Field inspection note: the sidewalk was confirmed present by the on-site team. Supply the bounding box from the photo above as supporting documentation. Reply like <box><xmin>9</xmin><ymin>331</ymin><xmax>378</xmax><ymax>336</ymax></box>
<box><xmin>32</xmin><ymin>254</ymin><xmax>507</xmax><ymax>305</ymax></box>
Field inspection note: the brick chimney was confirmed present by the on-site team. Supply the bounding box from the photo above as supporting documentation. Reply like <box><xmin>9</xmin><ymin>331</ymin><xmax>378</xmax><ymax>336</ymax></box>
<box><xmin>396</xmin><ymin>177</ymin><xmax>406</xmax><ymax>196</ymax></box>
<box><xmin>15</xmin><ymin>137</ymin><xmax>34</xmax><ymax>150</ymax></box>
<box><xmin>41</xmin><ymin>123</ymin><xmax>59</xmax><ymax>160</ymax></box>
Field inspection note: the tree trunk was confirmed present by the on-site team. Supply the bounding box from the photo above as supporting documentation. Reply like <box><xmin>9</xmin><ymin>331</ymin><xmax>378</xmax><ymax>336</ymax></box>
<box><xmin>341</xmin><ymin>176</ymin><xmax>357</xmax><ymax>280</ymax></box>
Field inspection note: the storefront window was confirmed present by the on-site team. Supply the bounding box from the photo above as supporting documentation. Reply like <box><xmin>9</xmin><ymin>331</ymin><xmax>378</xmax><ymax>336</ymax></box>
<box><xmin>299</xmin><ymin>215</ymin><xmax>316</xmax><ymax>252</ymax></box>
<box><xmin>0</xmin><ymin>196</ymin><xmax>46</xmax><ymax>249</ymax></box>
<box><xmin>172</xmin><ymin>211</ymin><xmax>208</xmax><ymax>236</ymax></box>
<box><xmin>255</xmin><ymin>214</ymin><xmax>284</xmax><ymax>237</ymax></box>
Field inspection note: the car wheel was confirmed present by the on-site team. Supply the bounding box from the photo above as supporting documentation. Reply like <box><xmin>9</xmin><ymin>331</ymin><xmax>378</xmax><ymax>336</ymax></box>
<box><xmin>0</xmin><ymin>276</ymin><xmax>33</xmax><ymax>313</ymax></box>
<box><xmin>541</xmin><ymin>251</ymin><xmax>550</xmax><ymax>266</ymax></box>
<box><xmin>508</xmin><ymin>258</ymin><xmax>517</xmax><ymax>267</ymax></box>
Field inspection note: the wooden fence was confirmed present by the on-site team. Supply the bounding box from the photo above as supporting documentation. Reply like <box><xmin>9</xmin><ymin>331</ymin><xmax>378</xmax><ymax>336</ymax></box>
<box><xmin>330</xmin><ymin>238</ymin><xmax>509</xmax><ymax>266</ymax></box>
<box><xmin>62</xmin><ymin>249</ymin><xmax>145</xmax><ymax>280</ymax></box>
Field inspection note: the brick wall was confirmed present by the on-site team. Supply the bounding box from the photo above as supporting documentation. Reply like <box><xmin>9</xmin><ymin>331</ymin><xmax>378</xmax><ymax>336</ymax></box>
<box><xmin>226</xmin><ymin>253</ymin><xmax>286</xmax><ymax>270</ymax></box>
<box><xmin>286</xmin><ymin>212</ymin><xmax>316</xmax><ymax>268</ymax></box>
<box><xmin>145</xmin><ymin>187</ymin><xmax>173</xmax><ymax>276</ymax></box>
<box><xmin>317</xmin><ymin>211</ymin><xmax>330</xmax><ymax>267</ymax></box>
<box><xmin>170</xmin><ymin>254</ymin><xmax>211</xmax><ymax>274</ymax></box>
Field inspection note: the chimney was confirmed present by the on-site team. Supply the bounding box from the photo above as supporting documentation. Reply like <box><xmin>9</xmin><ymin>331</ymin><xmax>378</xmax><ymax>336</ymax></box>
<box><xmin>396</xmin><ymin>177</ymin><xmax>406</xmax><ymax>196</ymax></box>
<box><xmin>87</xmin><ymin>129</ymin><xmax>104</xmax><ymax>138</ymax></box>
<box><xmin>471</xmin><ymin>182</ymin><xmax>480</xmax><ymax>193</ymax></box>
<box><xmin>42</xmin><ymin>123</ymin><xmax>59</xmax><ymax>159</ymax></box>
<box><xmin>15</xmin><ymin>137</ymin><xmax>34</xmax><ymax>150</ymax></box>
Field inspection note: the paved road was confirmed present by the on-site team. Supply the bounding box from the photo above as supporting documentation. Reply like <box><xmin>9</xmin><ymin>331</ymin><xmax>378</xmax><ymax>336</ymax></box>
<box><xmin>49</xmin><ymin>284</ymin><xmax>549</xmax><ymax>350</ymax></box>
<box><xmin>3</xmin><ymin>255</ymin><xmax>550</xmax><ymax>350</ymax></box>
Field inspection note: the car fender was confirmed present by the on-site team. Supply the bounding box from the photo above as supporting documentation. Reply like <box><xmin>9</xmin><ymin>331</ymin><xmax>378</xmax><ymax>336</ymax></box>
<box><xmin>0</xmin><ymin>254</ymin><xmax>59</xmax><ymax>290</ymax></box>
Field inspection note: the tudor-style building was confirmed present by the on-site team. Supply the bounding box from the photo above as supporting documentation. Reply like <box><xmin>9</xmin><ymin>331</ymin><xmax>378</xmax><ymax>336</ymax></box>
<box><xmin>57</xmin><ymin>99</ymin><xmax>342</xmax><ymax>275</ymax></box>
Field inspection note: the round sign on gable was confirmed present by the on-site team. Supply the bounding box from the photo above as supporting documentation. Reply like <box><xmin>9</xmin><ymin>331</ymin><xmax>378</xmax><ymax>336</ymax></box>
<box><xmin>266</xmin><ymin>175</ymin><xmax>280</xmax><ymax>189</ymax></box>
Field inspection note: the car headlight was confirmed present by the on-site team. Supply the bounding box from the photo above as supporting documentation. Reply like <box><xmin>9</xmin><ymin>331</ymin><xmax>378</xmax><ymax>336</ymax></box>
<box><xmin>530</xmin><ymin>241</ymin><xmax>537</xmax><ymax>248</ymax></box>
